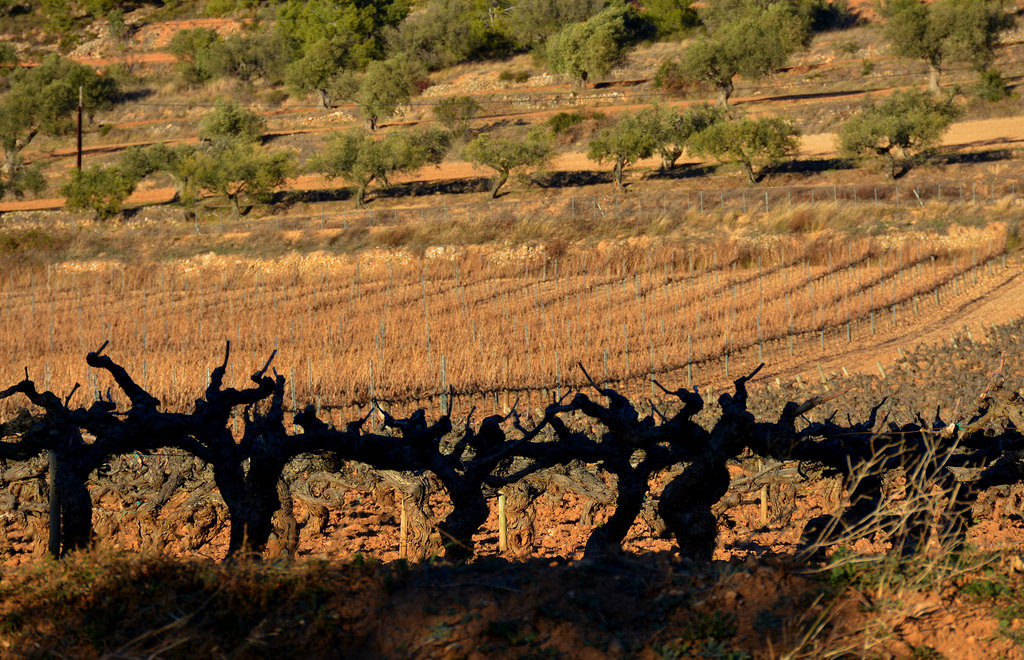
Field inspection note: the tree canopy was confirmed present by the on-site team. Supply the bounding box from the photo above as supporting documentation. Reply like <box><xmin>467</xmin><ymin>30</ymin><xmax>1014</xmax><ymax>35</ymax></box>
<box><xmin>0</xmin><ymin>55</ymin><xmax>120</xmax><ymax>159</ymax></box>
<box><xmin>190</xmin><ymin>139</ymin><xmax>294</xmax><ymax>220</ymax></box>
<box><xmin>689</xmin><ymin>115</ymin><xmax>800</xmax><ymax>184</ymax></box>
<box><xmin>347</xmin><ymin>54</ymin><xmax>425</xmax><ymax>131</ymax></box>
<box><xmin>881</xmin><ymin>0</ymin><xmax>1015</xmax><ymax>93</ymax></box>
<box><xmin>60</xmin><ymin>164</ymin><xmax>137</xmax><ymax>221</ymax></box>
<box><xmin>387</xmin><ymin>0</ymin><xmax>513</xmax><ymax>70</ymax></box>
<box><xmin>311</xmin><ymin>128</ymin><xmax>449</xmax><ymax>207</ymax></box>
<box><xmin>651</xmin><ymin>103</ymin><xmax>727</xmax><ymax>170</ymax></box>
<box><xmin>462</xmin><ymin>128</ymin><xmax>552</xmax><ymax>198</ymax></box>
<box><xmin>199</xmin><ymin>98</ymin><xmax>266</xmax><ymax>143</ymax></box>
<box><xmin>667</xmin><ymin>2</ymin><xmax>811</xmax><ymax>106</ymax></box>
<box><xmin>838</xmin><ymin>89</ymin><xmax>961</xmax><ymax>178</ymax></box>
<box><xmin>280</xmin><ymin>0</ymin><xmax>410</xmax><ymax>105</ymax></box>
<box><xmin>545</xmin><ymin>3</ymin><xmax>653</xmax><ymax>87</ymax></box>
<box><xmin>587</xmin><ymin>107</ymin><xmax>663</xmax><ymax>190</ymax></box>
<box><xmin>433</xmin><ymin>96</ymin><xmax>482</xmax><ymax>142</ymax></box>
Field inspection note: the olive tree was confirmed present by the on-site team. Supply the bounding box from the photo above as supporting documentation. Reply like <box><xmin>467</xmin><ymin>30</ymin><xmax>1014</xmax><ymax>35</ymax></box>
<box><xmin>881</xmin><ymin>0</ymin><xmax>1015</xmax><ymax>94</ymax></box>
<box><xmin>199</xmin><ymin>98</ymin><xmax>266</xmax><ymax>143</ymax></box>
<box><xmin>545</xmin><ymin>3</ymin><xmax>652</xmax><ymax>87</ymax></box>
<box><xmin>120</xmin><ymin>143</ymin><xmax>206</xmax><ymax>220</ymax></box>
<box><xmin>690</xmin><ymin>115</ymin><xmax>800</xmax><ymax>184</ymax></box>
<box><xmin>334</xmin><ymin>54</ymin><xmax>426</xmax><ymax>131</ymax></box>
<box><xmin>60</xmin><ymin>164</ymin><xmax>137</xmax><ymax>221</ymax></box>
<box><xmin>462</xmin><ymin>128</ymin><xmax>552</xmax><ymax>198</ymax></box>
<box><xmin>838</xmin><ymin>89</ymin><xmax>961</xmax><ymax>178</ymax></box>
<box><xmin>312</xmin><ymin>128</ymin><xmax>449</xmax><ymax>207</ymax></box>
<box><xmin>191</xmin><ymin>139</ymin><xmax>294</xmax><ymax>220</ymax></box>
<box><xmin>652</xmin><ymin>103</ymin><xmax>726</xmax><ymax>170</ymax></box>
<box><xmin>433</xmin><ymin>96</ymin><xmax>481</xmax><ymax>142</ymax></box>
<box><xmin>667</xmin><ymin>2</ymin><xmax>810</xmax><ymax>106</ymax></box>
<box><xmin>587</xmin><ymin>107</ymin><xmax>663</xmax><ymax>190</ymax></box>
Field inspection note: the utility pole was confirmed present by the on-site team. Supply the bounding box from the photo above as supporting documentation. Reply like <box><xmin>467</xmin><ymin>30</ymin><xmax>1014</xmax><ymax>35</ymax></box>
<box><xmin>76</xmin><ymin>85</ymin><xmax>83</xmax><ymax>171</ymax></box>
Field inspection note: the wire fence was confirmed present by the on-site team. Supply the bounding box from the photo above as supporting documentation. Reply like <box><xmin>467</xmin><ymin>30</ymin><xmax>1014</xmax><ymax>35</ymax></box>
<box><xmin>175</xmin><ymin>177</ymin><xmax>1024</xmax><ymax>236</ymax></box>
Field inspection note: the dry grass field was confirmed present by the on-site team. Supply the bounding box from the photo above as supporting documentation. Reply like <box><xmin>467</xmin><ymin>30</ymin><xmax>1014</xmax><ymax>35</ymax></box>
<box><xmin>0</xmin><ymin>208</ymin><xmax>1015</xmax><ymax>421</ymax></box>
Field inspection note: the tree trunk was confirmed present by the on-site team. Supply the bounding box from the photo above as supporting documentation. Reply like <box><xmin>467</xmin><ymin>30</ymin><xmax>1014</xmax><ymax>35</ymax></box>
<box><xmin>583</xmin><ymin>467</ymin><xmax>647</xmax><ymax>558</ymax></box>
<box><xmin>717</xmin><ymin>80</ymin><xmax>734</xmax><ymax>108</ymax></box>
<box><xmin>928</xmin><ymin>62</ymin><xmax>942</xmax><ymax>95</ymax></box>
<box><xmin>54</xmin><ymin>456</ymin><xmax>94</xmax><ymax>556</ymax></box>
<box><xmin>885</xmin><ymin>152</ymin><xmax>899</xmax><ymax>180</ymax></box>
<box><xmin>240</xmin><ymin>459</ymin><xmax>289</xmax><ymax>556</ymax></box>
<box><xmin>613</xmin><ymin>158</ymin><xmax>625</xmax><ymax>192</ymax></box>
<box><xmin>659</xmin><ymin>456</ymin><xmax>730</xmax><ymax>563</ymax></box>
<box><xmin>661</xmin><ymin>148</ymin><xmax>681</xmax><ymax>171</ymax></box>
<box><xmin>743</xmin><ymin>161</ymin><xmax>757</xmax><ymax>185</ymax></box>
<box><xmin>210</xmin><ymin>457</ymin><xmax>249</xmax><ymax>559</ymax></box>
<box><xmin>490</xmin><ymin>170</ymin><xmax>508</xmax><ymax>199</ymax></box>
<box><xmin>229</xmin><ymin>194</ymin><xmax>240</xmax><ymax>221</ymax></box>
<box><xmin>316</xmin><ymin>88</ymin><xmax>331</xmax><ymax>109</ymax></box>
<box><xmin>437</xmin><ymin>488</ymin><xmax>489</xmax><ymax>562</ymax></box>
<box><xmin>356</xmin><ymin>181</ymin><xmax>368</xmax><ymax>208</ymax></box>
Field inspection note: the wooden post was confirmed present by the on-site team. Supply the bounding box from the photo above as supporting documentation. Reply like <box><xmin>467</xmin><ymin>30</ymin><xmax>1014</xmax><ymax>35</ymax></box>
<box><xmin>399</xmin><ymin>496</ymin><xmax>408</xmax><ymax>559</ymax></box>
<box><xmin>48</xmin><ymin>451</ymin><xmax>61</xmax><ymax>559</ymax></box>
<box><xmin>76</xmin><ymin>86</ymin><xmax>83</xmax><ymax>171</ymax></box>
<box><xmin>498</xmin><ymin>493</ymin><xmax>508</xmax><ymax>552</ymax></box>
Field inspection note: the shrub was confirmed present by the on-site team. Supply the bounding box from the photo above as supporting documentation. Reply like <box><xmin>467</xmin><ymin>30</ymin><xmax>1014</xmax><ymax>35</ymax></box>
<box><xmin>547</xmin><ymin>111</ymin><xmax>587</xmax><ymax>134</ymax></box>
<box><xmin>975</xmin><ymin>68</ymin><xmax>1011</xmax><ymax>102</ymax></box>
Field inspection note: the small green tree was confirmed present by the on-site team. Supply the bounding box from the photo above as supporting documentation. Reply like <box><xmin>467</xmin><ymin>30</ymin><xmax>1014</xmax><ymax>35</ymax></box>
<box><xmin>60</xmin><ymin>164</ymin><xmax>137</xmax><ymax>221</ymax></box>
<box><xmin>312</xmin><ymin>128</ymin><xmax>449</xmax><ymax>207</ymax></box>
<box><xmin>285</xmin><ymin>37</ymin><xmax>343</xmax><ymax>108</ymax></box>
<box><xmin>838</xmin><ymin>89</ymin><xmax>961</xmax><ymax>178</ymax></box>
<box><xmin>671</xmin><ymin>2</ymin><xmax>810</xmax><ymax>106</ymax></box>
<box><xmin>463</xmin><ymin>128</ymin><xmax>552</xmax><ymax>198</ymax></box>
<box><xmin>587</xmin><ymin>108</ymin><xmax>663</xmax><ymax>191</ymax></box>
<box><xmin>881</xmin><ymin>0</ymin><xmax>1015</xmax><ymax>93</ymax></box>
<box><xmin>545</xmin><ymin>3</ymin><xmax>652</xmax><ymax>87</ymax></box>
<box><xmin>652</xmin><ymin>103</ymin><xmax>726</xmax><ymax>170</ymax></box>
<box><xmin>433</xmin><ymin>96</ymin><xmax>481</xmax><ymax>142</ymax></box>
<box><xmin>199</xmin><ymin>98</ymin><xmax>266</xmax><ymax>143</ymax></box>
<box><xmin>121</xmin><ymin>143</ymin><xmax>206</xmax><ymax>220</ymax></box>
<box><xmin>191</xmin><ymin>140</ymin><xmax>294</xmax><ymax>220</ymax></box>
<box><xmin>690</xmin><ymin>115</ymin><xmax>800</xmax><ymax>184</ymax></box>
<box><xmin>337</xmin><ymin>54</ymin><xmax>425</xmax><ymax>131</ymax></box>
